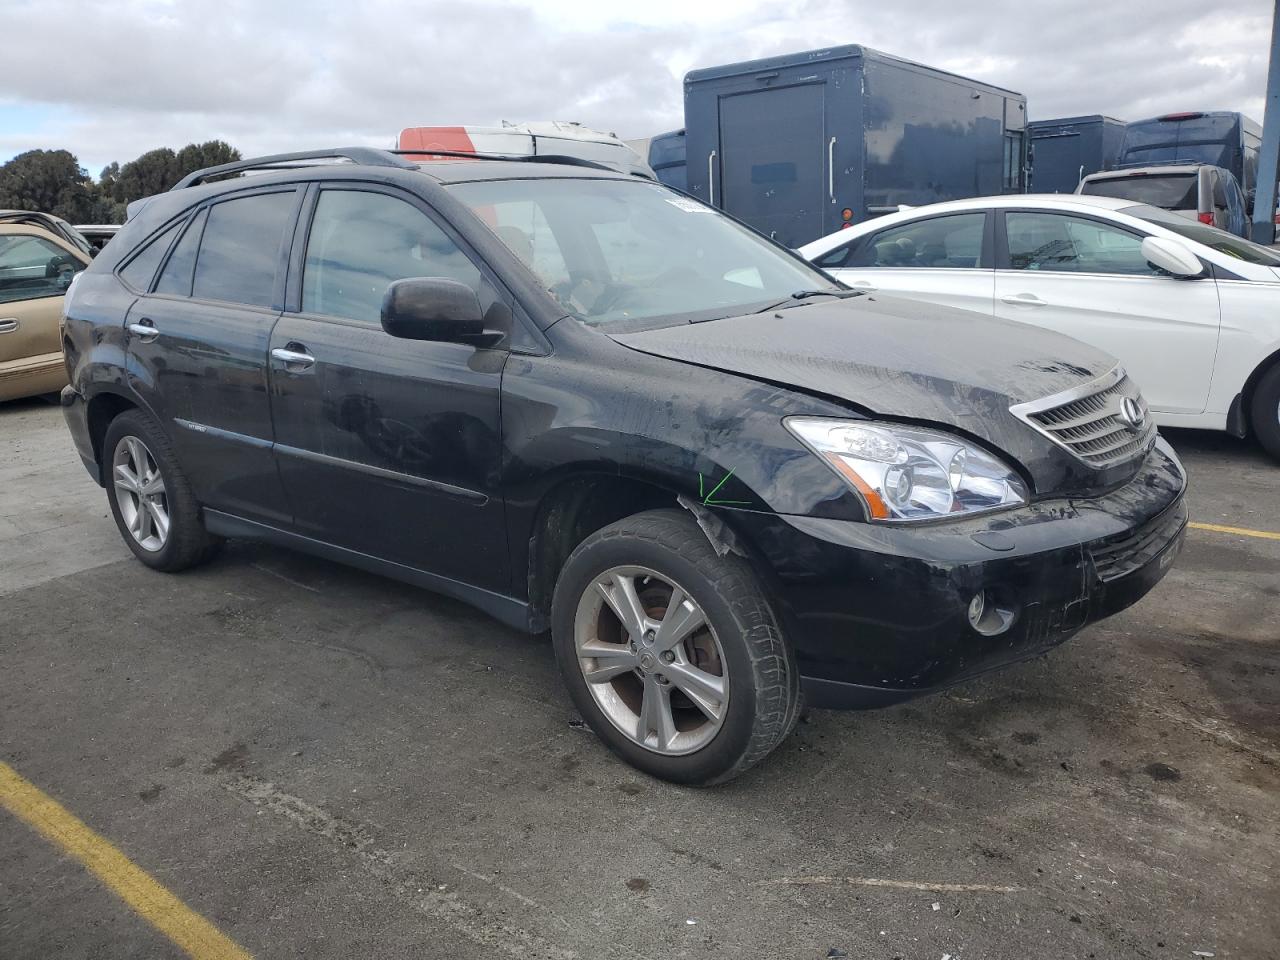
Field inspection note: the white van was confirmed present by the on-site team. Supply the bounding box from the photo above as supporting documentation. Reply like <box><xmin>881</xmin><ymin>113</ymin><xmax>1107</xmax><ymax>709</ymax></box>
<box><xmin>396</xmin><ymin>121</ymin><xmax>655</xmax><ymax>179</ymax></box>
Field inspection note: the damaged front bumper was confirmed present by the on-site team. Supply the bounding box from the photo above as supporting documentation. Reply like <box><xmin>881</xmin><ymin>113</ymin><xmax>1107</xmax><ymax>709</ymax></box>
<box><xmin>731</xmin><ymin>437</ymin><xmax>1188</xmax><ymax>709</ymax></box>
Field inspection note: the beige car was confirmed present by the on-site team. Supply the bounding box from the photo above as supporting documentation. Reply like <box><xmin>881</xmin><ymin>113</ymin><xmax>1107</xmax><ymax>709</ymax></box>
<box><xmin>0</xmin><ymin>221</ymin><xmax>91</xmax><ymax>401</ymax></box>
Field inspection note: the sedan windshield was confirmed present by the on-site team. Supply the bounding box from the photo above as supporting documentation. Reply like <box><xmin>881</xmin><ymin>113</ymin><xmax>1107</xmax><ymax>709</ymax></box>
<box><xmin>447</xmin><ymin>177</ymin><xmax>839</xmax><ymax>326</ymax></box>
<box><xmin>1123</xmin><ymin>204</ymin><xmax>1280</xmax><ymax>266</ymax></box>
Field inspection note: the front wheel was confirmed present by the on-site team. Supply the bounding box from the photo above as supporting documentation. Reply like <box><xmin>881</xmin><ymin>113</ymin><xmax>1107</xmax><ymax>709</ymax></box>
<box><xmin>1251</xmin><ymin>363</ymin><xmax>1280</xmax><ymax>463</ymax></box>
<box><xmin>551</xmin><ymin>509</ymin><xmax>800</xmax><ymax>785</ymax></box>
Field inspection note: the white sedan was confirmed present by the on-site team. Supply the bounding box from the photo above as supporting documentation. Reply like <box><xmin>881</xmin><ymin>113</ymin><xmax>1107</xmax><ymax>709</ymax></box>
<box><xmin>799</xmin><ymin>194</ymin><xmax>1280</xmax><ymax>461</ymax></box>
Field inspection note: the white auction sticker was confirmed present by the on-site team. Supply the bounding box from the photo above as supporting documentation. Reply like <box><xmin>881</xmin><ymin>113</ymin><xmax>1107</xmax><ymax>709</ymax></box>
<box><xmin>665</xmin><ymin>197</ymin><xmax>714</xmax><ymax>213</ymax></box>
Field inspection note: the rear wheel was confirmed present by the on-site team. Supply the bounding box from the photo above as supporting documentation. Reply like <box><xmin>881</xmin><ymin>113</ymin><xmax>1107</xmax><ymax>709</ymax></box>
<box><xmin>551</xmin><ymin>509</ymin><xmax>799</xmax><ymax>785</ymax></box>
<box><xmin>1251</xmin><ymin>363</ymin><xmax>1280</xmax><ymax>462</ymax></box>
<box><xmin>103</xmin><ymin>410</ymin><xmax>222</xmax><ymax>571</ymax></box>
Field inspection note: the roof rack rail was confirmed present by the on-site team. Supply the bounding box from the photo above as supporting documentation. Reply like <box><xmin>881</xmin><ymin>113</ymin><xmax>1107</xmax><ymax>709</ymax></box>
<box><xmin>1112</xmin><ymin>158</ymin><xmax>1204</xmax><ymax>170</ymax></box>
<box><xmin>389</xmin><ymin>148</ymin><xmax>617</xmax><ymax>174</ymax></box>
<box><xmin>171</xmin><ymin>148</ymin><xmax>417</xmax><ymax>190</ymax></box>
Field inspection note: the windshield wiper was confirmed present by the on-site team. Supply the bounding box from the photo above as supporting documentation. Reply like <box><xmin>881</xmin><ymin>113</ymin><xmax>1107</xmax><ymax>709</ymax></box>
<box><xmin>753</xmin><ymin>288</ymin><xmax>866</xmax><ymax>314</ymax></box>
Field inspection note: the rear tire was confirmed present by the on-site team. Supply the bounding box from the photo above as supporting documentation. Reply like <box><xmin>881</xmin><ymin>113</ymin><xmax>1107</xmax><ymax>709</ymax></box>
<box><xmin>103</xmin><ymin>410</ymin><xmax>223</xmax><ymax>572</ymax></box>
<box><xmin>1251</xmin><ymin>363</ymin><xmax>1280</xmax><ymax>462</ymax></box>
<box><xmin>551</xmin><ymin>509</ymin><xmax>799</xmax><ymax>785</ymax></box>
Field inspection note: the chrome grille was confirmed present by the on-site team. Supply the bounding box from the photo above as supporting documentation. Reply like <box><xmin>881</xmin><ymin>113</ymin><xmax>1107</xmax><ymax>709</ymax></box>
<box><xmin>1010</xmin><ymin>366</ymin><xmax>1157</xmax><ymax>468</ymax></box>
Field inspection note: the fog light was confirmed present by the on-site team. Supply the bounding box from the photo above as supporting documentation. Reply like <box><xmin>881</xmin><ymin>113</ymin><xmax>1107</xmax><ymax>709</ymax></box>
<box><xmin>967</xmin><ymin>591</ymin><xmax>985</xmax><ymax>625</ymax></box>
<box><xmin>967</xmin><ymin>590</ymin><xmax>1016</xmax><ymax>637</ymax></box>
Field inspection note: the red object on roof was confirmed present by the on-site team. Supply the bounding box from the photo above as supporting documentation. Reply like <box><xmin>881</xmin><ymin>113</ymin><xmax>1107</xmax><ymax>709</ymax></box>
<box><xmin>397</xmin><ymin>127</ymin><xmax>478</xmax><ymax>160</ymax></box>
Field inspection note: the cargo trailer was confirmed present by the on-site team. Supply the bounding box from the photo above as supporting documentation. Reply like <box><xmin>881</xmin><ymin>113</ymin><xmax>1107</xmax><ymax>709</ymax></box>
<box><xmin>683</xmin><ymin>45</ymin><xmax>1027</xmax><ymax>247</ymax></box>
<box><xmin>1027</xmin><ymin>115</ymin><xmax>1126</xmax><ymax>193</ymax></box>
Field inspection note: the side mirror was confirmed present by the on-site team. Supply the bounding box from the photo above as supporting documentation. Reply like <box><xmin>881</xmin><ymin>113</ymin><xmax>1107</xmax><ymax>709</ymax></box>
<box><xmin>380</xmin><ymin>278</ymin><xmax>504</xmax><ymax>347</ymax></box>
<box><xmin>1141</xmin><ymin>236</ymin><xmax>1203</xmax><ymax>278</ymax></box>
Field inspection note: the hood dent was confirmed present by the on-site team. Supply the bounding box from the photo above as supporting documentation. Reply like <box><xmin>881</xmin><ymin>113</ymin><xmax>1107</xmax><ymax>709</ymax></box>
<box><xmin>611</xmin><ymin>297</ymin><xmax>1140</xmax><ymax>495</ymax></box>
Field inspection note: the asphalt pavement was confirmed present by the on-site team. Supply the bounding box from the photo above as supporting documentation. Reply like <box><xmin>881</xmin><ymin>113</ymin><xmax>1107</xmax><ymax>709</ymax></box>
<box><xmin>2</xmin><ymin>396</ymin><xmax>1277</xmax><ymax>959</ymax></box>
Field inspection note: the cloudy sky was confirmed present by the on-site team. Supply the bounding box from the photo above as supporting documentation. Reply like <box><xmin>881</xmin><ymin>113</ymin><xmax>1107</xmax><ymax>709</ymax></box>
<box><xmin>1</xmin><ymin>0</ymin><xmax>1273</xmax><ymax>176</ymax></box>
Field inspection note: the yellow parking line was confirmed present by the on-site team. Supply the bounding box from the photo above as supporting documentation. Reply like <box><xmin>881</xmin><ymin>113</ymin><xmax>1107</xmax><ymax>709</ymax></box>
<box><xmin>1189</xmin><ymin>521</ymin><xmax>1280</xmax><ymax>542</ymax></box>
<box><xmin>0</xmin><ymin>761</ymin><xmax>251</xmax><ymax>960</ymax></box>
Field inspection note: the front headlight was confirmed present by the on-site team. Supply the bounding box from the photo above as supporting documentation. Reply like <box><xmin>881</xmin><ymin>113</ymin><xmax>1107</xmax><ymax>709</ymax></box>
<box><xmin>785</xmin><ymin>417</ymin><xmax>1029</xmax><ymax>522</ymax></box>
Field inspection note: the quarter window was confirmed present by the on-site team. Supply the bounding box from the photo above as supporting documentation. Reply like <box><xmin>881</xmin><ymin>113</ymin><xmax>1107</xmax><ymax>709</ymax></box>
<box><xmin>0</xmin><ymin>234</ymin><xmax>85</xmax><ymax>304</ymax></box>
<box><xmin>119</xmin><ymin>222</ymin><xmax>180</xmax><ymax>292</ymax></box>
<box><xmin>302</xmin><ymin>190</ymin><xmax>482</xmax><ymax>324</ymax></box>
<box><xmin>822</xmin><ymin>213</ymin><xmax>986</xmax><ymax>270</ymax></box>
<box><xmin>154</xmin><ymin>209</ymin><xmax>207</xmax><ymax>297</ymax></box>
<box><xmin>192</xmin><ymin>191</ymin><xmax>296</xmax><ymax>307</ymax></box>
<box><xmin>1005</xmin><ymin>212</ymin><xmax>1157</xmax><ymax>276</ymax></box>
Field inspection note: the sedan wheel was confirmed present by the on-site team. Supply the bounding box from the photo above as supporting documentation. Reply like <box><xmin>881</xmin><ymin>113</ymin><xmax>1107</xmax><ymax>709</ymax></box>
<box><xmin>112</xmin><ymin>435</ymin><xmax>170</xmax><ymax>552</ymax></box>
<box><xmin>574</xmin><ymin>565</ymin><xmax>729</xmax><ymax>756</ymax></box>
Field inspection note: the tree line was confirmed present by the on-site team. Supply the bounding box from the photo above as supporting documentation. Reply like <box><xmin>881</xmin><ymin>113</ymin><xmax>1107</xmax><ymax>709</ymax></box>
<box><xmin>0</xmin><ymin>141</ymin><xmax>241</xmax><ymax>224</ymax></box>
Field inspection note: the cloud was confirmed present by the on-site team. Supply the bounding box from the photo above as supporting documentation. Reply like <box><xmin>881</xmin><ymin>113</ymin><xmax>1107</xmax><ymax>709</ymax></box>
<box><xmin>0</xmin><ymin>0</ymin><xmax>1272</xmax><ymax>174</ymax></box>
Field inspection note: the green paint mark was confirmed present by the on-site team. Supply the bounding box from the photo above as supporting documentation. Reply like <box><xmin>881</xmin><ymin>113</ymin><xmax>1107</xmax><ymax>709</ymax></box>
<box><xmin>698</xmin><ymin>468</ymin><xmax>751</xmax><ymax>506</ymax></box>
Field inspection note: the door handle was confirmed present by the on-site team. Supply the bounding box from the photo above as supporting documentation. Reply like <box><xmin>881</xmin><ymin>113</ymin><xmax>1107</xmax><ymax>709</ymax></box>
<box><xmin>1000</xmin><ymin>293</ymin><xmax>1046</xmax><ymax>306</ymax></box>
<box><xmin>0</xmin><ymin>318</ymin><xmax>18</xmax><ymax>334</ymax></box>
<box><xmin>707</xmin><ymin>150</ymin><xmax>717</xmax><ymax>207</ymax></box>
<box><xmin>271</xmin><ymin>346</ymin><xmax>315</xmax><ymax>369</ymax></box>
<box><xmin>127</xmin><ymin>320</ymin><xmax>159</xmax><ymax>340</ymax></box>
<box><xmin>828</xmin><ymin>137</ymin><xmax>837</xmax><ymax>203</ymax></box>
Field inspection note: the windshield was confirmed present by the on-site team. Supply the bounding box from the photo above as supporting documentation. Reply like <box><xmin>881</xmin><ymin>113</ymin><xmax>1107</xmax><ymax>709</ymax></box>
<box><xmin>57</xmin><ymin>219</ymin><xmax>94</xmax><ymax>257</ymax></box>
<box><xmin>1082</xmin><ymin>174</ymin><xmax>1198</xmax><ymax>208</ymax></box>
<box><xmin>1120</xmin><ymin>117</ymin><xmax>1236</xmax><ymax>169</ymax></box>
<box><xmin>447</xmin><ymin>177</ymin><xmax>838</xmax><ymax>326</ymax></box>
<box><xmin>1124</xmin><ymin>204</ymin><xmax>1280</xmax><ymax>265</ymax></box>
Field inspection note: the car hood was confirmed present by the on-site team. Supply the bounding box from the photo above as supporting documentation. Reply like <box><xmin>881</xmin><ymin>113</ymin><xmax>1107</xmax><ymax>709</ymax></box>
<box><xmin>610</xmin><ymin>294</ymin><xmax>1134</xmax><ymax>495</ymax></box>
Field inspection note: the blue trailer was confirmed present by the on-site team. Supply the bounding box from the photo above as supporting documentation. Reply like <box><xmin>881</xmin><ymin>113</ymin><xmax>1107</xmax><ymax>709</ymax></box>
<box><xmin>1117</xmin><ymin>112</ymin><xmax>1262</xmax><ymax>210</ymax></box>
<box><xmin>683</xmin><ymin>45</ymin><xmax>1028</xmax><ymax>247</ymax></box>
<box><xmin>1027</xmin><ymin>115</ymin><xmax>1126</xmax><ymax>193</ymax></box>
<box><xmin>647</xmin><ymin>129</ymin><xmax>687</xmax><ymax>191</ymax></box>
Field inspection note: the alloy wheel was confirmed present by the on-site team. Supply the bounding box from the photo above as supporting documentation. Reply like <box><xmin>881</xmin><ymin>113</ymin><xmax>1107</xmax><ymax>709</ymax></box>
<box><xmin>112</xmin><ymin>435</ymin><xmax>169</xmax><ymax>552</ymax></box>
<box><xmin>573</xmin><ymin>565</ymin><xmax>729</xmax><ymax>755</ymax></box>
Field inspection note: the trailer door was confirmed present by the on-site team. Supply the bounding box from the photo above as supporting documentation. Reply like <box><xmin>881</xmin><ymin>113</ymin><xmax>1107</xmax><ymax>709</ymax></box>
<box><xmin>718</xmin><ymin>84</ymin><xmax>826</xmax><ymax>246</ymax></box>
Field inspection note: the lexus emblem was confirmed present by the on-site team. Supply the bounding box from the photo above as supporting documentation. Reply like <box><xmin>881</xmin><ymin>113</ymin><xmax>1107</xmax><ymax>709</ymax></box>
<box><xmin>1118</xmin><ymin>396</ymin><xmax>1146</xmax><ymax>433</ymax></box>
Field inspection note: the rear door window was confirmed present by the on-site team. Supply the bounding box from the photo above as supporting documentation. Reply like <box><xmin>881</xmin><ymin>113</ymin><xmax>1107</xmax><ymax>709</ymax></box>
<box><xmin>832</xmin><ymin>213</ymin><xmax>987</xmax><ymax>269</ymax></box>
<box><xmin>192</xmin><ymin>191</ymin><xmax>296</xmax><ymax>307</ymax></box>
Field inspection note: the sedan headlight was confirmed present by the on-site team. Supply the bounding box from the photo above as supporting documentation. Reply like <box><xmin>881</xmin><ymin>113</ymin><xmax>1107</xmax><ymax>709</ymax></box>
<box><xmin>785</xmin><ymin>418</ymin><xmax>1029</xmax><ymax>522</ymax></box>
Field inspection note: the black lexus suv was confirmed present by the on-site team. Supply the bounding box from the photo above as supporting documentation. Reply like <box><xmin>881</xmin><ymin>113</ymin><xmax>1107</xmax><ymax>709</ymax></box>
<box><xmin>60</xmin><ymin>148</ymin><xmax>1187</xmax><ymax>784</ymax></box>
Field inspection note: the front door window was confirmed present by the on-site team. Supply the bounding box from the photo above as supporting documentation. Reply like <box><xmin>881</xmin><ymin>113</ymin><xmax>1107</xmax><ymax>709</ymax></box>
<box><xmin>1005</xmin><ymin>212</ymin><xmax>1158</xmax><ymax>275</ymax></box>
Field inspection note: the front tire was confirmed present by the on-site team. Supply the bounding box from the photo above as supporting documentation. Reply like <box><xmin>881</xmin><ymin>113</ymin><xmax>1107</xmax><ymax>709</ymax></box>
<box><xmin>1251</xmin><ymin>363</ymin><xmax>1280</xmax><ymax>462</ymax></box>
<box><xmin>103</xmin><ymin>410</ymin><xmax>222</xmax><ymax>572</ymax></box>
<box><xmin>551</xmin><ymin>509</ymin><xmax>799</xmax><ymax>785</ymax></box>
